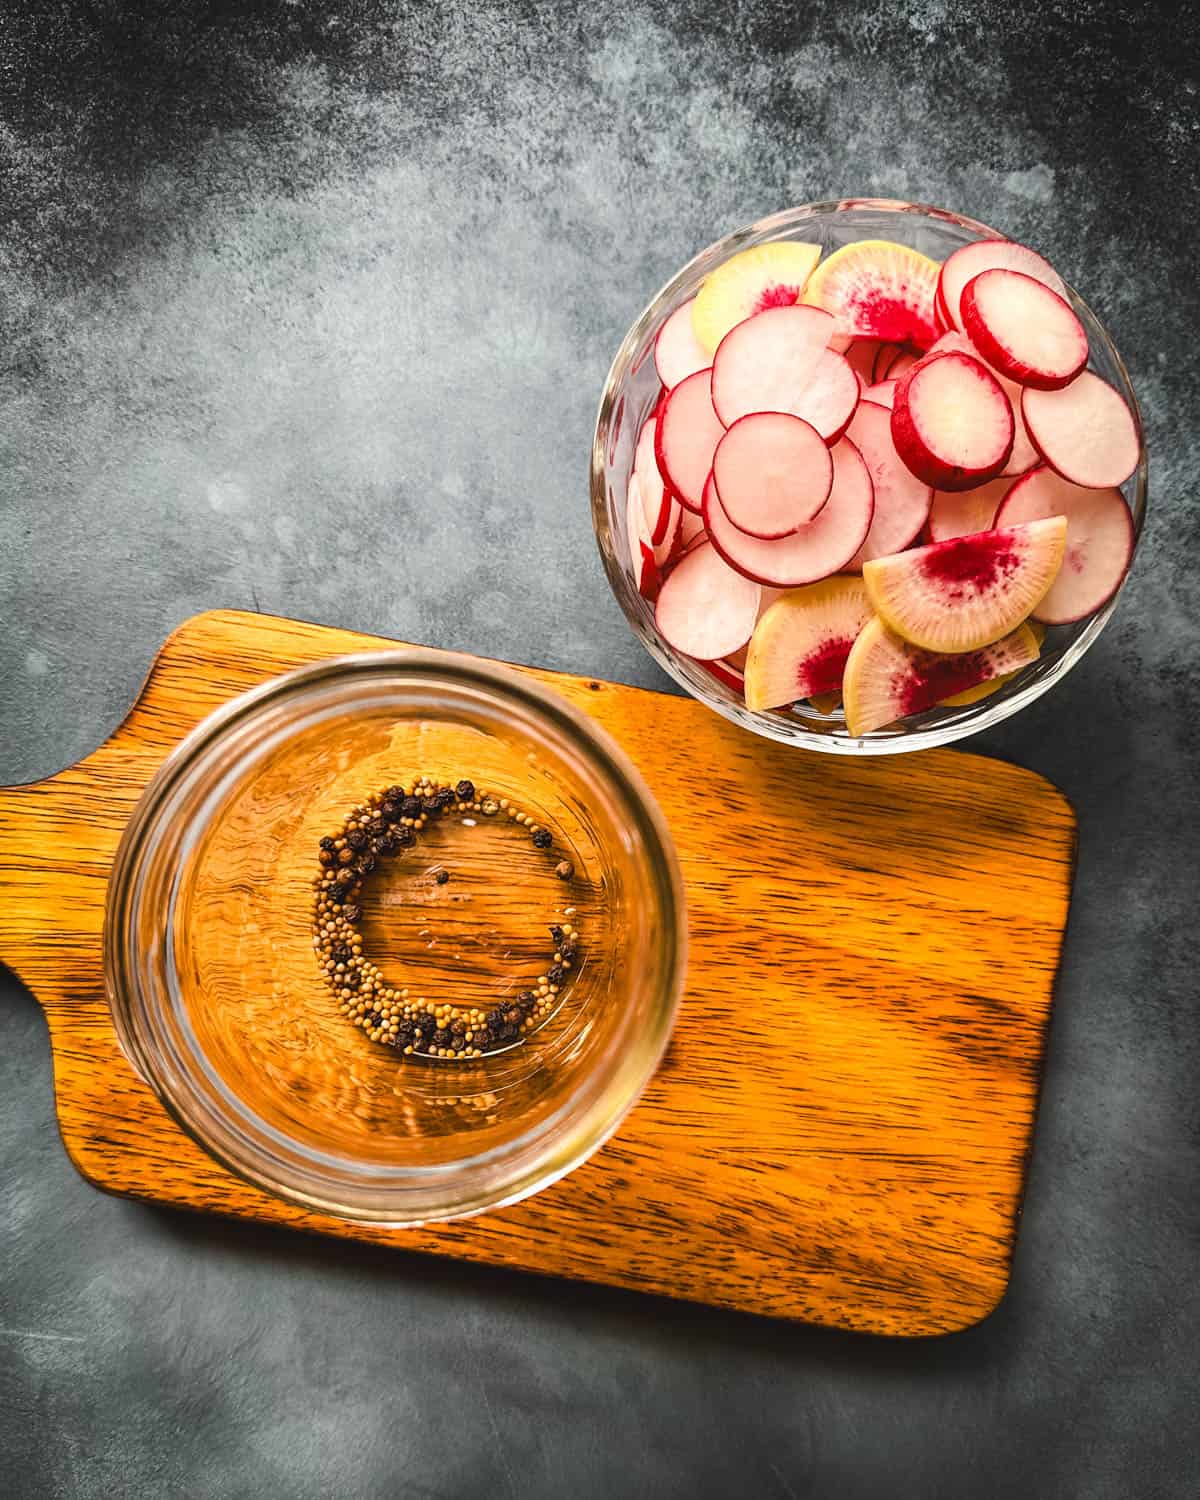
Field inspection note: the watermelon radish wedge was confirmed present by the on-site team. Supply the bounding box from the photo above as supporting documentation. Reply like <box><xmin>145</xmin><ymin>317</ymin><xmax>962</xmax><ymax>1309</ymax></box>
<box><xmin>803</xmin><ymin>240</ymin><xmax>941</xmax><ymax>349</ymax></box>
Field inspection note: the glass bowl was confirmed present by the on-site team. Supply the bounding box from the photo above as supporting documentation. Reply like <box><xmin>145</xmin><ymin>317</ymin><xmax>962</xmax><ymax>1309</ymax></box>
<box><xmin>104</xmin><ymin>652</ymin><xmax>685</xmax><ymax>1224</ymax></box>
<box><xmin>591</xmin><ymin>198</ymin><xmax>1148</xmax><ymax>753</ymax></box>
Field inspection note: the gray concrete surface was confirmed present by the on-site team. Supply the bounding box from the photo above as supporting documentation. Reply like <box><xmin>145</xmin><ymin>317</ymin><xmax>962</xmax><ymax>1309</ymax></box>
<box><xmin>2</xmin><ymin>3</ymin><xmax>1197</xmax><ymax>1496</ymax></box>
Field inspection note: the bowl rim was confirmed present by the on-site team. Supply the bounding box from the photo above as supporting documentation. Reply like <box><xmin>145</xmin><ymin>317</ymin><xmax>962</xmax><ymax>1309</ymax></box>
<box><xmin>103</xmin><ymin>649</ymin><xmax>687</xmax><ymax>1224</ymax></box>
<box><xmin>590</xmin><ymin>197</ymin><xmax>1148</xmax><ymax>755</ymax></box>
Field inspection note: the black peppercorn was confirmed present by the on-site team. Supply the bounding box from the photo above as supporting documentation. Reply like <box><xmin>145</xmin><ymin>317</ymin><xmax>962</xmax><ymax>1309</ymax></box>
<box><xmin>346</xmin><ymin>829</ymin><xmax>368</xmax><ymax>851</ymax></box>
<box><xmin>531</xmin><ymin>828</ymin><xmax>552</xmax><ymax>849</ymax></box>
<box><xmin>433</xmin><ymin>1028</ymin><xmax>451</xmax><ymax>1048</ymax></box>
<box><xmin>435</xmin><ymin>869</ymin><xmax>450</xmax><ymax>885</ymax></box>
<box><xmin>357</xmin><ymin>853</ymin><xmax>377</xmax><ymax>875</ymax></box>
<box><xmin>332</xmin><ymin>944</ymin><xmax>353</xmax><ymax>965</ymax></box>
<box><xmin>337</xmin><ymin>847</ymin><xmax>355</xmax><ymax>866</ymax></box>
<box><xmin>318</xmin><ymin>848</ymin><xmax>334</xmax><ymax>866</ymax></box>
<box><xmin>367</xmin><ymin>816</ymin><xmax>387</xmax><ymax>837</ymax></box>
<box><xmin>394</xmin><ymin>826</ymin><xmax>415</xmax><ymax>848</ymax></box>
<box><xmin>380</xmin><ymin>799</ymin><xmax>400</xmax><ymax>821</ymax></box>
<box><xmin>548</xmin><ymin>966</ymin><xmax>565</xmax><ymax>985</ymax></box>
<box><xmin>455</xmin><ymin>779</ymin><xmax>475</xmax><ymax>802</ymax></box>
<box><xmin>384</xmin><ymin>785</ymin><xmax>406</xmax><ymax>803</ymax></box>
<box><xmin>401</xmin><ymin>796</ymin><xmax>422</xmax><ymax>818</ymax></box>
<box><xmin>342</xmin><ymin>904</ymin><xmax>360</xmax><ymax>923</ymax></box>
<box><xmin>450</xmin><ymin>1018</ymin><xmax>466</xmax><ymax>1036</ymax></box>
<box><xmin>335</xmin><ymin>868</ymin><xmax>355</xmax><ymax>886</ymax></box>
<box><xmin>559</xmin><ymin>940</ymin><xmax>577</xmax><ymax>963</ymax></box>
<box><xmin>319</xmin><ymin>836</ymin><xmax>336</xmax><ymax>852</ymax></box>
<box><xmin>549</xmin><ymin>925</ymin><xmax>565</xmax><ymax>948</ymax></box>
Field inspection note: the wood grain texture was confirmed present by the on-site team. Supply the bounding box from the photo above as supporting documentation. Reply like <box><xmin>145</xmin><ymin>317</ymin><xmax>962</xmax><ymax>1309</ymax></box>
<box><xmin>0</xmin><ymin>610</ymin><xmax>1076</xmax><ymax>1335</ymax></box>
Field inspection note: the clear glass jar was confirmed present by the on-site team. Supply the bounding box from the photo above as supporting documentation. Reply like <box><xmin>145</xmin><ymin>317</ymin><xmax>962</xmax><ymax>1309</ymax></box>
<box><xmin>591</xmin><ymin>198</ymin><xmax>1148</xmax><ymax>754</ymax></box>
<box><xmin>104</xmin><ymin>653</ymin><xmax>686</xmax><ymax>1224</ymax></box>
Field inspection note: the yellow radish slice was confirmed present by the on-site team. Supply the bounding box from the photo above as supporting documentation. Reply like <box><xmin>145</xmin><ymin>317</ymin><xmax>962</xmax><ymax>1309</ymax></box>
<box><xmin>744</xmin><ymin>576</ymin><xmax>872</xmax><ymax>710</ymax></box>
<box><xmin>863</xmin><ymin>516</ymin><xmax>1067</xmax><ymax>653</ymax></box>
<box><xmin>691</xmin><ymin>241</ymin><xmax>822</xmax><ymax>354</ymax></box>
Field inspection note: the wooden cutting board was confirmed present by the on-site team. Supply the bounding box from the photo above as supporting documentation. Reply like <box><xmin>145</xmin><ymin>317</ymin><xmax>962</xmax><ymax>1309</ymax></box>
<box><xmin>0</xmin><ymin>610</ymin><xmax>1075</xmax><ymax>1336</ymax></box>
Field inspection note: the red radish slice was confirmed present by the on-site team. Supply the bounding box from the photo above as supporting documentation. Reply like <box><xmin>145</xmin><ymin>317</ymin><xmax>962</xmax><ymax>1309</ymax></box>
<box><xmin>787</xmin><ymin>347</ymin><xmax>861</xmax><ymax>444</ymax></box>
<box><xmin>652</xmin><ymin>498</ymin><xmax>682</xmax><ymax>569</ymax></box>
<box><xmin>845</xmin><ymin>400</ymin><xmax>933</xmax><ymax>564</ymax></box>
<box><xmin>744</xmin><ymin>576</ymin><xmax>872</xmax><ymax>710</ymax></box>
<box><xmin>627</xmin><ymin>478</ymin><xmax>658</xmax><ymax>599</ymax></box>
<box><xmin>703</xmin><ymin>438</ymin><xmax>874</xmax><ymax>587</ymax></box>
<box><xmin>933</xmin><ymin>283</ymin><xmax>954</xmax><ymax>335</ymax></box>
<box><xmin>891</xmin><ymin>351</ymin><xmax>1014</xmax><ymax>491</ymax></box>
<box><xmin>654</xmin><ymin>298</ymin><xmax>710</xmax><ymax>389</ymax></box>
<box><xmin>995</xmin><ymin>466</ymin><xmax>1134</xmax><ymax>622</ymax></box>
<box><xmin>920</xmin><ymin>330</ymin><xmax>1040</xmax><ymax>477</ymax></box>
<box><xmin>844</xmin><ymin>339</ymin><xmax>887</xmax><ymax>386</ymax></box>
<box><xmin>864</xmin><ymin>379</ymin><xmax>897</xmax><ymax>409</ymax></box>
<box><xmin>691</xmin><ymin>241</ymin><xmax>822</xmax><ymax>353</ymax></box>
<box><xmin>654</xmin><ymin>541</ymin><xmax>760</xmax><ymax>659</ymax></box>
<box><xmin>803</xmin><ymin>240</ymin><xmax>941</xmax><ymax>349</ymax></box>
<box><xmin>885</xmin><ymin>350</ymin><xmax>918</xmax><ymax>381</ymax></box>
<box><xmin>843</xmin><ymin>617</ymin><xmax>1041</xmax><ymax>735</ymax></box>
<box><xmin>632</xmin><ymin>417</ymin><xmax>672</xmax><ymax>544</ymax></box>
<box><xmin>710</xmin><ymin>304</ymin><xmax>835</xmax><ymax>426</ymax></box>
<box><xmin>937</xmin><ymin>239</ymin><xmax>1067</xmax><ymax>330</ymax></box>
<box><xmin>677</xmin><ymin>507</ymin><xmax>706</xmax><ymax>550</ymax></box>
<box><xmin>654</xmin><ymin>367</ymin><xmax>724</xmax><ymax>513</ymax></box>
<box><xmin>927</xmin><ymin>476</ymin><xmax>1013</xmax><ymax>541</ymax></box>
<box><xmin>1021</xmin><ymin>372</ymin><xmax>1140</xmax><ymax>489</ymax></box>
<box><xmin>961</xmin><ymin>270</ymin><xmax>1088</xmax><ymax>390</ymax></box>
<box><xmin>711</xmin><ymin>413</ymin><xmax>833</xmax><ymax>539</ymax></box>
<box><xmin>872</xmin><ymin>342</ymin><xmax>906</xmax><ymax>382</ymax></box>
<box><xmin>863</xmin><ymin>516</ymin><xmax>1067</xmax><ymax>652</ymax></box>
<box><xmin>701</xmin><ymin>657</ymin><xmax>746</xmax><ymax>696</ymax></box>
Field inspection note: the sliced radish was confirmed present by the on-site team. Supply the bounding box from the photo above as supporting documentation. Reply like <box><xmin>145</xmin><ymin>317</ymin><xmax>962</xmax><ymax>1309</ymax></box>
<box><xmin>863</xmin><ymin>516</ymin><xmax>1067</xmax><ymax>652</ymax></box>
<box><xmin>843</xmin><ymin>617</ymin><xmax>1041</xmax><ymax>736</ymax></box>
<box><xmin>995</xmin><ymin>466</ymin><xmax>1133</xmax><ymax>623</ymax></box>
<box><xmin>936</xmin><ymin>239</ymin><xmax>1067</xmax><ymax>330</ymax></box>
<box><xmin>919</xmin><ymin>329</ymin><xmax>1040</xmax><ymax>477</ymax></box>
<box><xmin>627</xmin><ymin>477</ymin><xmax>658</xmax><ymax>599</ymax></box>
<box><xmin>703</xmin><ymin>438</ymin><xmax>874</xmax><ymax>588</ymax></box>
<box><xmin>788</xmin><ymin>347</ymin><xmax>861</xmax><ymax>444</ymax></box>
<box><xmin>692</xmin><ymin>241</ymin><xmax>822</xmax><ymax>354</ymax></box>
<box><xmin>654</xmin><ymin>298</ymin><xmax>711</xmax><ymax>389</ymax></box>
<box><xmin>652</xmin><ymin>498</ymin><xmax>682</xmax><ymax>569</ymax></box>
<box><xmin>632</xmin><ymin>417</ymin><xmax>673</xmax><ymax>544</ymax></box>
<box><xmin>872</xmin><ymin>342</ymin><xmax>907</xmax><ymax>382</ymax></box>
<box><xmin>711</xmin><ymin>413</ymin><xmax>833</xmax><ymax>539</ymax></box>
<box><xmin>864</xmin><ymin>379</ymin><xmax>897</xmax><ymax>409</ymax></box>
<box><xmin>927</xmin><ymin>476</ymin><xmax>1013</xmax><ymax>541</ymax></box>
<box><xmin>654</xmin><ymin>541</ymin><xmax>760</xmax><ymax>659</ymax></box>
<box><xmin>891</xmin><ymin>351</ymin><xmax>1014</xmax><ymax>491</ymax></box>
<box><xmin>1021</xmin><ymin>372</ymin><xmax>1140</xmax><ymax>489</ymax></box>
<box><xmin>803</xmin><ymin>239</ymin><xmax>941</xmax><ymax>349</ymax></box>
<box><xmin>844</xmin><ymin>339</ymin><xmax>887</xmax><ymax>387</ymax></box>
<box><xmin>885</xmin><ymin>350</ymin><xmax>919</xmax><ymax>382</ymax></box>
<box><xmin>701</xmin><ymin>656</ymin><xmax>746</xmax><ymax>697</ymax></box>
<box><xmin>654</xmin><ymin>368</ymin><xmax>724</xmax><ymax>513</ymax></box>
<box><xmin>744</xmin><ymin>576</ymin><xmax>872</xmax><ymax>711</ymax></box>
<box><xmin>677</xmin><ymin>507</ymin><xmax>706</xmax><ymax>550</ymax></box>
<box><xmin>710</xmin><ymin>304</ymin><xmax>836</xmax><ymax>426</ymax></box>
<box><xmin>844</xmin><ymin>400</ymin><xmax>933</xmax><ymax>564</ymax></box>
<box><xmin>961</xmin><ymin>269</ymin><xmax>1088</xmax><ymax>390</ymax></box>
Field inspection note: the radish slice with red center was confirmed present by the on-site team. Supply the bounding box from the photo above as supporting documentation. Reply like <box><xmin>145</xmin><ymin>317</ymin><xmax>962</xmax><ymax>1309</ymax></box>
<box><xmin>961</xmin><ymin>269</ymin><xmax>1088</xmax><ymax>390</ymax></box>
<box><xmin>654</xmin><ymin>367</ymin><xmax>724</xmax><ymax>513</ymax></box>
<box><xmin>711</xmin><ymin>412</ymin><xmax>833</xmax><ymax>539</ymax></box>
<box><xmin>937</xmin><ymin>239</ymin><xmax>1067</xmax><ymax>330</ymax></box>
<box><xmin>864</xmin><ymin>379</ymin><xmax>897</xmax><ymax>409</ymax></box>
<box><xmin>994</xmin><ymin>465</ymin><xmax>1134</xmax><ymax>622</ymax></box>
<box><xmin>703</xmin><ymin>438</ymin><xmax>875</xmax><ymax>587</ymax></box>
<box><xmin>884</xmin><ymin>350</ymin><xmax>918</xmax><ymax>382</ymax></box>
<box><xmin>654</xmin><ymin>298</ymin><xmax>710</xmax><ymax>389</ymax></box>
<box><xmin>710</xmin><ymin>304</ymin><xmax>836</xmax><ymax>426</ymax></box>
<box><xmin>927</xmin><ymin>476</ymin><xmax>1013</xmax><ymax>541</ymax></box>
<box><xmin>844</xmin><ymin>400</ymin><xmax>933</xmax><ymax>564</ymax></box>
<box><xmin>1021</xmin><ymin>372</ymin><xmax>1140</xmax><ymax>489</ymax></box>
<box><xmin>654</xmin><ymin>540</ymin><xmax>760</xmax><ymax>659</ymax></box>
<box><xmin>802</xmin><ymin>240</ymin><xmax>941</xmax><ymax>349</ymax></box>
<box><xmin>891</xmin><ymin>351</ymin><xmax>1014</xmax><ymax>491</ymax></box>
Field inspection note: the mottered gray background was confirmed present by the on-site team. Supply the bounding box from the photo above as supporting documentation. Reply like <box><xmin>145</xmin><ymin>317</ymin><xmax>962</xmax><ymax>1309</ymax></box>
<box><xmin>1</xmin><ymin>3</ymin><xmax>1197</xmax><ymax>1497</ymax></box>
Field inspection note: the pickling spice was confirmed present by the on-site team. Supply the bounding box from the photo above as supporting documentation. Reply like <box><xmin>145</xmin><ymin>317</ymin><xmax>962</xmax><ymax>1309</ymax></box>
<box><xmin>309</xmin><ymin>777</ymin><xmax>580</xmax><ymax>1060</ymax></box>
